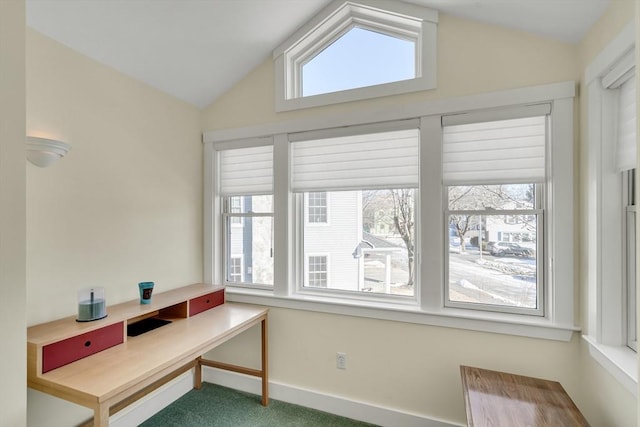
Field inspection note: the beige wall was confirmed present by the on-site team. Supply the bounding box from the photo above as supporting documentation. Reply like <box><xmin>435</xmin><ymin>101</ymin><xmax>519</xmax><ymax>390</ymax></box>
<box><xmin>26</xmin><ymin>30</ymin><xmax>203</xmax><ymax>426</ymax></box>
<box><xmin>0</xmin><ymin>1</ymin><xmax>26</xmax><ymax>426</ymax></box>
<box><xmin>201</xmin><ymin>12</ymin><xmax>606</xmax><ymax>427</ymax></box>
<box><xmin>210</xmin><ymin>309</ymin><xmax>586</xmax><ymax>425</ymax></box>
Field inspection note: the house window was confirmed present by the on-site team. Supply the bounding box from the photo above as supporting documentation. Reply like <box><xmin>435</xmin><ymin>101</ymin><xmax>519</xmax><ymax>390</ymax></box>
<box><xmin>307</xmin><ymin>192</ymin><xmax>328</xmax><ymax>224</ymax></box>
<box><xmin>307</xmin><ymin>255</ymin><xmax>328</xmax><ymax>288</ymax></box>
<box><xmin>273</xmin><ymin>0</ymin><xmax>438</xmax><ymax>112</ymax></box>
<box><xmin>292</xmin><ymin>124</ymin><xmax>419</xmax><ymax>297</ymax></box>
<box><xmin>229</xmin><ymin>196</ymin><xmax>242</xmax><ymax>226</ymax></box>
<box><xmin>443</xmin><ymin>113</ymin><xmax>547</xmax><ymax>315</ymax></box>
<box><xmin>229</xmin><ymin>256</ymin><xmax>243</xmax><ymax>282</ymax></box>
<box><xmin>219</xmin><ymin>145</ymin><xmax>274</xmax><ymax>287</ymax></box>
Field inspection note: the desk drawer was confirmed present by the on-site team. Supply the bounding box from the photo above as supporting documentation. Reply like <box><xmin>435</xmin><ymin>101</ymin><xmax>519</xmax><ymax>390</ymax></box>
<box><xmin>189</xmin><ymin>290</ymin><xmax>224</xmax><ymax>316</ymax></box>
<box><xmin>42</xmin><ymin>322</ymin><xmax>124</xmax><ymax>373</ymax></box>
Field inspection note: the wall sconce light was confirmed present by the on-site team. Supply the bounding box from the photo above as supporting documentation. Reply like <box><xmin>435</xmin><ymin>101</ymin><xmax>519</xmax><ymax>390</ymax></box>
<box><xmin>26</xmin><ymin>136</ymin><xmax>71</xmax><ymax>167</ymax></box>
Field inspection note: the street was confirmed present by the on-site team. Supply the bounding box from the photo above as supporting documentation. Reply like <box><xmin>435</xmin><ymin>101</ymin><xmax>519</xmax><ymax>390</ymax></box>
<box><xmin>448</xmin><ymin>247</ymin><xmax>537</xmax><ymax>308</ymax></box>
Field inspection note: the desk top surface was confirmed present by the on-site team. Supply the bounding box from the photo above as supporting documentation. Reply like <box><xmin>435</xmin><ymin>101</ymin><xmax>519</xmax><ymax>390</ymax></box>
<box><xmin>460</xmin><ymin>365</ymin><xmax>589</xmax><ymax>427</ymax></box>
<box><xmin>30</xmin><ymin>303</ymin><xmax>267</xmax><ymax>404</ymax></box>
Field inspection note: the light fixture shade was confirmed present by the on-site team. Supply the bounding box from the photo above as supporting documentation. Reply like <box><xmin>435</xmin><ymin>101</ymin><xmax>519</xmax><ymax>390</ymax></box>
<box><xmin>26</xmin><ymin>136</ymin><xmax>71</xmax><ymax>167</ymax></box>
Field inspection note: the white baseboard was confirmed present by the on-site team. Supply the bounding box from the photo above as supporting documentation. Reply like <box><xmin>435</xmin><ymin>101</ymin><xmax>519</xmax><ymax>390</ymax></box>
<box><xmin>106</xmin><ymin>367</ymin><xmax>462</xmax><ymax>427</ymax></box>
<box><xmin>203</xmin><ymin>367</ymin><xmax>462</xmax><ymax>427</ymax></box>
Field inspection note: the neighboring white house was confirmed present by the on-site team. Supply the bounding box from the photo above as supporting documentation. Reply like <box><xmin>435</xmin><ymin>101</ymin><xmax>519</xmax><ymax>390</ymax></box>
<box><xmin>303</xmin><ymin>191</ymin><xmax>362</xmax><ymax>290</ymax></box>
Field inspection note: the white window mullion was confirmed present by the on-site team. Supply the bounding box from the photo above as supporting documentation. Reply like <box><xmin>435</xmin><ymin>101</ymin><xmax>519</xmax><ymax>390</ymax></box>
<box><xmin>548</xmin><ymin>97</ymin><xmax>574</xmax><ymax>327</ymax></box>
<box><xmin>204</xmin><ymin>142</ymin><xmax>218</xmax><ymax>284</ymax></box>
<box><xmin>273</xmin><ymin>133</ymin><xmax>290</xmax><ymax>298</ymax></box>
<box><xmin>420</xmin><ymin>115</ymin><xmax>443</xmax><ymax>310</ymax></box>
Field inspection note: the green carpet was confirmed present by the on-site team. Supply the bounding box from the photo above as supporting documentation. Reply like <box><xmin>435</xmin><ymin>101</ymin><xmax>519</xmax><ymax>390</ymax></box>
<box><xmin>139</xmin><ymin>383</ymin><xmax>379</xmax><ymax>427</ymax></box>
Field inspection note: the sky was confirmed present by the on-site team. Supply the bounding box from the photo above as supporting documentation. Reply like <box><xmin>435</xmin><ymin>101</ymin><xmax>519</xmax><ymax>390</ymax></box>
<box><xmin>301</xmin><ymin>27</ymin><xmax>415</xmax><ymax>97</ymax></box>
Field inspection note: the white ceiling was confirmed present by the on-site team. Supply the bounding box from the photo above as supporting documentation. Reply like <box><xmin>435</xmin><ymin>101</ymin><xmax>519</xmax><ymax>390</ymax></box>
<box><xmin>26</xmin><ymin>0</ymin><xmax>611</xmax><ymax>109</ymax></box>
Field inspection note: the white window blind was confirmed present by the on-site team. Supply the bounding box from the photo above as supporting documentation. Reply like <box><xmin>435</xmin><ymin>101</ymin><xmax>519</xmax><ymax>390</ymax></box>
<box><xmin>615</xmin><ymin>76</ymin><xmax>636</xmax><ymax>172</ymax></box>
<box><xmin>291</xmin><ymin>129</ymin><xmax>419</xmax><ymax>192</ymax></box>
<box><xmin>442</xmin><ymin>115</ymin><xmax>547</xmax><ymax>185</ymax></box>
<box><xmin>219</xmin><ymin>145</ymin><xmax>273</xmax><ymax>196</ymax></box>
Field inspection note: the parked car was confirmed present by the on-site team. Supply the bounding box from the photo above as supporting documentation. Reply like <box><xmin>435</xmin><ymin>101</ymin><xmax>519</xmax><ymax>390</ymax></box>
<box><xmin>490</xmin><ymin>241</ymin><xmax>532</xmax><ymax>257</ymax></box>
<box><xmin>484</xmin><ymin>241</ymin><xmax>497</xmax><ymax>252</ymax></box>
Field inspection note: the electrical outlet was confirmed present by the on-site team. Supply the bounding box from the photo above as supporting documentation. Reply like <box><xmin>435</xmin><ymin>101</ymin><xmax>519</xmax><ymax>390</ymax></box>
<box><xmin>336</xmin><ymin>352</ymin><xmax>346</xmax><ymax>369</ymax></box>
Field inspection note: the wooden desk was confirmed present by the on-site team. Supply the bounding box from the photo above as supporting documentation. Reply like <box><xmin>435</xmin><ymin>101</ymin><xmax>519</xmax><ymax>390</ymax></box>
<box><xmin>460</xmin><ymin>366</ymin><xmax>589</xmax><ymax>427</ymax></box>
<box><xmin>27</xmin><ymin>284</ymin><xmax>269</xmax><ymax>427</ymax></box>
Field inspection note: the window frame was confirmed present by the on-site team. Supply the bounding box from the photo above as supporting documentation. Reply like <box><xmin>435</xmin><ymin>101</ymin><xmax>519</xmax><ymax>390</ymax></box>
<box><xmin>624</xmin><ymin>169</ymin><xmax>637</xmax><ymax>352</ymax></box>
<box><xmin>204</xmin><ymin>81</ymin><xmax>576</xmax><ymax>342</ymax></box>
<box><xmin>273</xmin><ymin>0</ymin><xmax>438</xmax><ymax>112</ymax></box>
<box><xmin>444</xmin><ymin>183</ymin><xmax>544</xmax><ymax>316</ymax></box>
<box><xmin>213</xmin><ymin>137</ymin><xmax>275</xmax><ymax>290</ymax></box>
<box><xmin>290</xmin><ymin>121</ymin><xmax>420</xmax><ymax>302</ymax></box>
<box><xmin>221</xmin><ymin>196</ymin><xmax>275</xmax><ymax>289</ymax></box>
<box><xmin>583</xmin><ymin>20</ymin><xmax>638</xmax><ymax>396</ymax></box>
<box><xmin>296</xmin><ymin>188</ymin><xmax>418</xmax><ymax>301</ymax></box>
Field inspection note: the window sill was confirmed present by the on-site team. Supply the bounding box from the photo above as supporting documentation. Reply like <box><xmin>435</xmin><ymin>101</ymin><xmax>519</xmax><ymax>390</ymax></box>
<box><xmin>583</xmin><ymin>335</ymin><xmax>638</xmax><ymax>396</ymax></box>
<box><xmin>225</xmin><ymin>286</ymin><xmax>579</xmax><ymax>342</ymax></box>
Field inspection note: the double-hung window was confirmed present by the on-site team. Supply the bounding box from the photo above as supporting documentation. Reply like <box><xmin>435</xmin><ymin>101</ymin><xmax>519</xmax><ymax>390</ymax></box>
<box><xmin>588</xmin><ymin>46</ymin><xmax>637</xmax><ymax>352</ymax></box>
<box><xmin>583</xmin><ymin>25</ymin><xmax>637</xmax><ymax>394</ymax></box>
<box><xmin>290</xmin><ymin>122</ymin><xmax>420</xmax><ymax>297</ymax></box>
<box><xmin>611</xmin><ymin>68</ymin><xmax>637</xmax><ymax>351</ymax></box>
<box><xmin>205</xmin><ymin>81</ymin><xmax>576</xmax><ymax>341</ymax></box>
<box><xmin>442</xmin><ymin>107</ymin><xmax>549</xmax><ymax>315</ymax></box>
<box><xmin>219</xmin><ymin>144</ymin><xmax>274</xmax><ymax>287</ymax></box>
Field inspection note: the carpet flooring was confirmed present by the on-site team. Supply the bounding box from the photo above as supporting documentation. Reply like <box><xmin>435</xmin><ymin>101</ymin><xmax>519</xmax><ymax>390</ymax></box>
<box><xmin>139</xmin><ymin>383</ymin><xmax>379</xmax><ymax>427</ymax></box>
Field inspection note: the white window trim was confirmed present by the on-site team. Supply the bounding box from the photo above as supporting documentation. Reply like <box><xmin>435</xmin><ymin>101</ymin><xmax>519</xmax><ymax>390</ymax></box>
<box><xmin>273</xmin><ymin>0</ymin><xmax>437</xmax><ymax>112</ymax></box>
<box><xmin>203</xmin><ymin>81</ymin><xmax>577</xmax><ymax>342</ymax></box>
<box><xmin>583</xmin><ymin>20</ymin><xmax>638</xmax><ymax>396</ymax></box>
<box><xmin>444</xmin><ymin>199</ymin><xmax>544</xmax><ymax>316</ymax></box>
<box><xmin>213</xmin><ymin>136</ymin><xmax>275</xmax><ymax>289</ymax></box>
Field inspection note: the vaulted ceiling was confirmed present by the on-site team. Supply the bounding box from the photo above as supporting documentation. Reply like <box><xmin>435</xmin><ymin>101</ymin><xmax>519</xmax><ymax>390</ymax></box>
<box><xmin>26</xmin><ymin>0</ymin><xmax>611</xmax><ymax>109</ymax></box>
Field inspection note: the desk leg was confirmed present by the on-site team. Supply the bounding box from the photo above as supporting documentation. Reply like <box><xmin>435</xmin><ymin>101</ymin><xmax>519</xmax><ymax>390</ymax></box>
<box><xmin>93</xmin><ymin>404</ymin><xmax>109</xmax><ymax>427</ymax></box>
<box><xmin>195</xmin><ymin>356</ymin><xmax>203</xmax><ymax>390</ymax></box>
<box><xmin>261</xmin><ymin>316</ymin><xmax>269</xmax><ymax>406</ymax></box>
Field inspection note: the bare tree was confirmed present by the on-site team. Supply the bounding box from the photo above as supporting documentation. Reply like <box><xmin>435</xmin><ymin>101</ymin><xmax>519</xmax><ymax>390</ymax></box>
<box><xmin>448</xmin><ymin>184</ymin><xmax>536</xmax><ymax>251</ymax></box>
<box><xmin>390</xmin><ymin>189</ymin><xmax>415</xmax><ymax>286</ymax></box>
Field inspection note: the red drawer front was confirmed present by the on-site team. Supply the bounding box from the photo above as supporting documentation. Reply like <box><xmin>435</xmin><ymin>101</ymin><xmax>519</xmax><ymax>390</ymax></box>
<box><xmin>189</xmin><ymin>290</ymin><xmax>224</xmax><ymax>316</ymax></box>
<box><xmin>42</xmin><ymin>322</ymin><xmax>124</xmax><ymax>373</ymax></box>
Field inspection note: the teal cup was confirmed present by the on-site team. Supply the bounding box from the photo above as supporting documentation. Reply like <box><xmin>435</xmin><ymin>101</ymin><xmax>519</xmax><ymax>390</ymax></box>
<box><xmin>138</xmin><ymin>281</ymin><xmax>154</xmax><ymax>304</ymax></box>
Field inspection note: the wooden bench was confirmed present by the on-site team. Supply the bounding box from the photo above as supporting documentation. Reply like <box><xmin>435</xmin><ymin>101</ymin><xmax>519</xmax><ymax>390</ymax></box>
<box><xmin>460</xmin><ymin>365</ymin><xmax>589</xmax><ymax>426</ymax></box>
